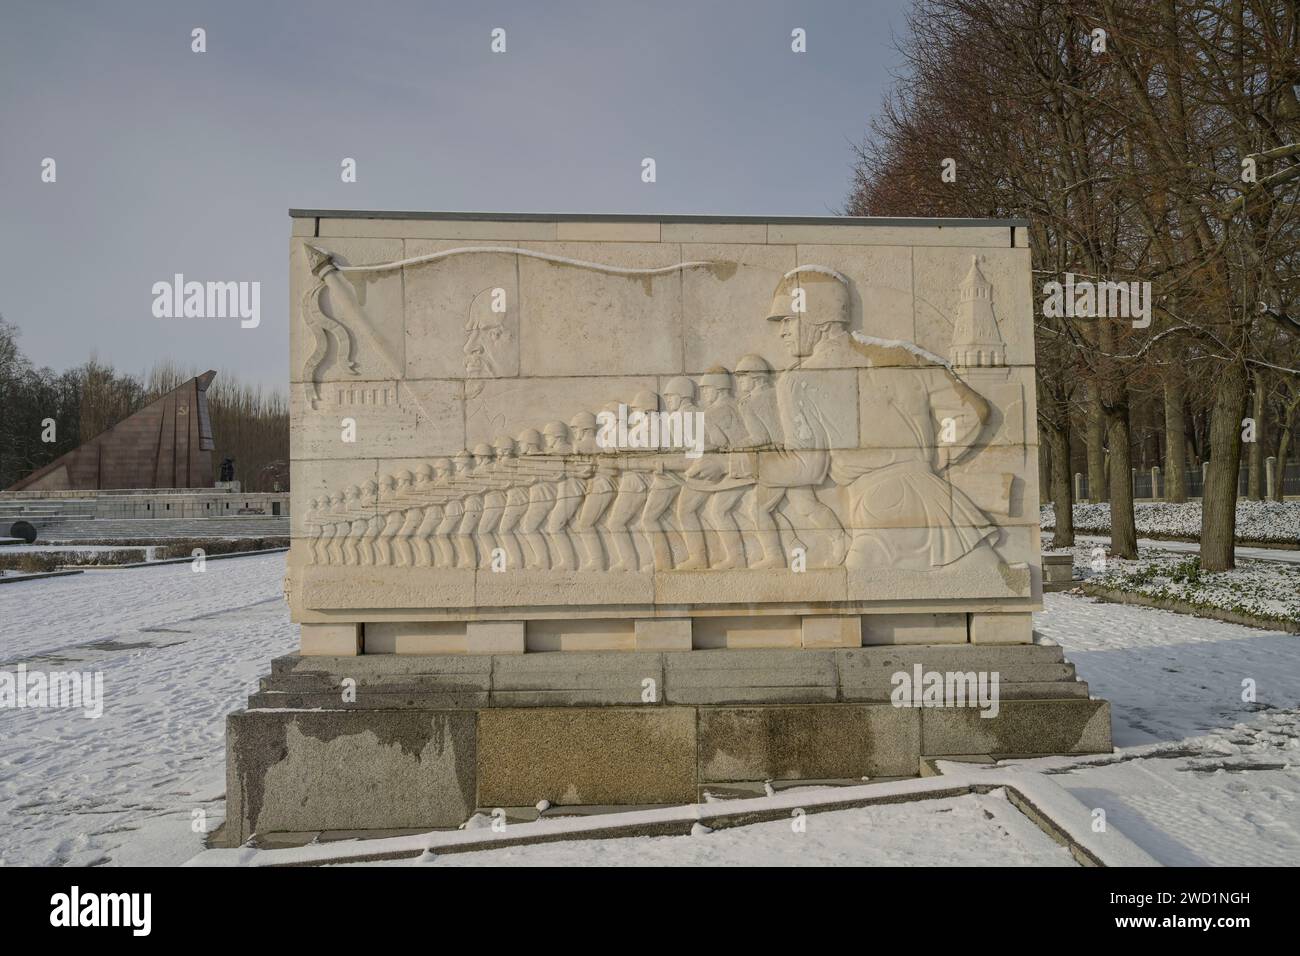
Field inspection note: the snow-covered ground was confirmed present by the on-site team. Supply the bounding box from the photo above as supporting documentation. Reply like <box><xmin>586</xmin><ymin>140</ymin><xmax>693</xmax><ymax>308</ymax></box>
<box><xmin>1041</xmin><ymin>500</ymin><xmax>1300</xmax><ymax>545</ymax></box>
<box><xmin>1041</xmin><ymin>536</ymin><xmax>1300</xmax><ymax>628</ymax></box>
<box><xmin>1024</xmin><ymin>594</ymin><xmax>1300</xmax><ymax>866</ymax></box>
<box><xmin>0</xmin><ymin>555</ymin><xmax>1296</xmax><ymax>866</ymax></box>
<box><xmin>390</xmin><ymin>788</ymin><xmax>1078</xmax><ymax>867</ymax></box>
<box><xmin>0</xmin><ymin>555</ymin><xmax>294</xmax><ymax>866</ymax></box>
<box><xmin>1070</xmin><ymin>534</ymin><xmax>1300</xmax><ymax>566</ymax></box>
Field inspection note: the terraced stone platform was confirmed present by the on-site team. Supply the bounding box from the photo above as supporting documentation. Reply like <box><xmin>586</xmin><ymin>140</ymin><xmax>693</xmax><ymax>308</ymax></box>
<box><xmin>223</xmin><ymin>642</ymin><xmax>1110</xmax><ymax>846</ymax></box>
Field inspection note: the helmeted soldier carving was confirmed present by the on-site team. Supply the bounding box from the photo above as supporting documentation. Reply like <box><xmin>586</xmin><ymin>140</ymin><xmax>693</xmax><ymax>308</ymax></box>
<box><xmin>692</xmin><ymin>268</ymin><xmax>849</xmax><ymax>568</ymax></box>
<box><xmin>603</xmin><ymin>390</ymin><xmax>661</xmax><ymax>572</ymax></box>
<box><xmin>731</xmin><ymin>354</ymin><xmax>785</xmax><ymax>568</ymax></box>
<box><xmin>767</xmin><ymin>266</ymin><xmax>1001</xmax><ymax>572</ymax></box>
<box><xmin>307</xmin><ymin>261</ymin><xmax>1010</xmax><ymax>577</ymax></box>
<box><xmin>572</xmin><ymin>407</ymin><xmax>620</xmax><ymax>571</ymax></box>
<box><xmin>638</xmin><ymin>378</ymin><xmax>697</xmax><ymax>570</ymax></box>
<box><xmin>678</xmin><ymin>366</ymin><xmax>751</xmax><ymax>569</ymax></box>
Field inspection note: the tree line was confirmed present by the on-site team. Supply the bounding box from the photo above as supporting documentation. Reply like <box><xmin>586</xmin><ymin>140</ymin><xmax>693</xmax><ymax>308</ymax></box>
<box><xmin>0</xmin><ymin>316</ymin><xmax>288</xmax><ymax>492</ymax></box>
<box><xmin>847</xmin><ymin>0</ymin><xmax>1300</xmax><ymax>569</ymax></box>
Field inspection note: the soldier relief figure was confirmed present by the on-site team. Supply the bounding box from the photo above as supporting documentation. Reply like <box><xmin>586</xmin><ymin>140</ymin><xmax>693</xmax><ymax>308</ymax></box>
<box><xmin>304</xmin><ymin>261</ymin><xmax>1016</xmax><ymax>578</ymax></box>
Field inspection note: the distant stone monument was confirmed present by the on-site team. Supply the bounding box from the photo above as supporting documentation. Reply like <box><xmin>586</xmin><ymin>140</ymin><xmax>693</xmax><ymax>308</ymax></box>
<box><xmin>221</xmin><ymin>212</ymin><xmax>1108</xmax><ymax>845</ymax></box>
<box><xmin>6</xmin><ymin>371</ymin><xmax>217</xmax><ymax>491</ymax></box>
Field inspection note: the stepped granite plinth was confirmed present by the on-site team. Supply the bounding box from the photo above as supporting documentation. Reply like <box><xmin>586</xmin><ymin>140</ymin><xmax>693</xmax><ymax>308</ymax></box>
<box><xmin>222</xmin><ymin>641</ymin><xmax>1108</xmax><ymax>844</ymax></box>
<box><xmin>221</xmin><ymin>211</ymin><xmax>1110</xmax><ymax>846</ymax></box>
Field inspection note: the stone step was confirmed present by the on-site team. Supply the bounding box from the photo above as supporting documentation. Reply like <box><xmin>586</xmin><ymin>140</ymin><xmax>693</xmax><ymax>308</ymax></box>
<box><xmin>250</xmin><ymin>671</ymin><xmax>1086</xmax><ymax>712</ymax></box>
<box><xmin>260</xmin><ymin>673</ymin><xmax>489</xmax><ymax>693</ymax></box>
<box><xmin>249</xmin><ymin>679</ymin><xmax>1090</xmax><ymax>711</ymax></box>
<box><xmin>248</xmin><ymin>690</ymin><xmax>488</xmax><ymax>710</ymax></box>
<box><xmin>269</xmin><ymin>649</ymin><xmax>1075</xmax><ymax>691</ymax></box>
<box><xmin>269</xmin><ymin>643</ymin><xmax>1068</xmax><ymax>677</ymax></box>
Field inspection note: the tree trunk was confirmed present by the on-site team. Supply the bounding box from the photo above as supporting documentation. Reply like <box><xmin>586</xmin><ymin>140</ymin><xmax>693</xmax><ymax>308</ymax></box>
<box><xmin>1201</xmin><ymin>361</ymin><xmax>1247</xmax><ymax>571</ymax></box>
<box><xmin>1087</xmin><ymin>385</ymin><xmax>1107</xmax><ymax>502</ymax></box>
<box><xmin>1274</xmin><ymin>396</ymin><xmax>1298</xmax><ymax>502</ymax></box>
<box><xmin>1106</xmin><ymin>405</ymin><xmax>1138</xmax><ymax>559</ymax></box>
<box><xmin>1276</xmin><ymin>429</ymin><xmax>1292</xmax><ymax>502</ymax></box>
<box><xmin>1047</xmin><ymin>421</ymin><xmax>1074</xmax><ymax>548</ymax></box>
<box><xmin>1247</xmin><ymin>372</ymin><xmax>1265</xmax><ymax>500</ymax></box>
<box><xmin>1038</xmin><ymin>425</ymin><xmax>1052</xmax><ymax>506</ymax></box>
<box><xmin>1163</xmin><ymin>377</ymin><xmax>1188</xmax><ymax>502</ymax></box>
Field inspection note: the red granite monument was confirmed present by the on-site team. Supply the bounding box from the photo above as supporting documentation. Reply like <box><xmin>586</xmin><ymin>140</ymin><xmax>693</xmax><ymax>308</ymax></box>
<box><xmin>6</xmin><ymin>371</ymin><xmax>217</xmax><ymax>491</ymax></box>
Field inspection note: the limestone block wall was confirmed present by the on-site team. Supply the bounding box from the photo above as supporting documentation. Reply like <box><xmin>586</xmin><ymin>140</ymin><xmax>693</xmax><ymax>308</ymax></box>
<box><xmin>286</xmin><ymin>212</ymin><xmax>1040</xmax><ymax>653</ymax></box>
<box><xmin>90</xmin><ymin>492</ymin><xmax>289</xmax><ymax>519</ymax></box>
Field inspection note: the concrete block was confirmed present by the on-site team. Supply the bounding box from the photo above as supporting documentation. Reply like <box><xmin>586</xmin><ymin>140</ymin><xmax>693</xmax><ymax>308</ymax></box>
<box><xmin>467</xmin><ymin>620</ymin><xmax>525</xmax><ymax>655</ymax></box>
<box><xmin>301</xmin><ymin>622</ymin><xmax>361</xmax><ymax>656</ymax></box>
<box><xmin>272</xmin><ymin>652</ymin><xmax>493</xmax><ymax>682</ymax></box>
<box><xmin>969</xmin><ymin>611</ymin><xmax>1034</xmax><ymax>644</ymax></box>
<box><xmin>681</xmin><ymin>242</ymin><xmax>797</xmax><ymax>371</ymax></box>
<box><xmin>921</xmin><ymin>699</ymin><xmax>1111</xmax><ymax>756</ymax></box>
<box><xmin>555</xmin><ymin>221</ymin><xmax>661</xmax><ymax>242</ymax></box>
<box><xmin>836</xmin><ymin>644</ymin><xmax>1075</xmax><ymax>700</ymax></box>
<box><xmin>861</xmin><ymin>613</ymin><xmax>967</xmax><ymax>645</ymax></box>
<box><xmin>663</xmin><ymin>648</ymin><xmax>836</xmax><ymax>705</ymax></box>
<box><xmin>526</xmin><ymin>618</ymin><xmax>635</xmax><ymax>652</ymax></box>
<box><xmin>1042</xmin><ymin>553</ymin><xmax>1074</xmax><ymax>584</ymax></box>
<box><xmin>697</xmin><ymin>704</ymin><xmax>920</xmax><ymax>781</ymax></box>
<box><xmin>317</xmin><ymin>217</ymin><xmax>557</xmax><ymax>241</ymax></box>
<box><xmin>490</xmin><ymin>650</ymin><xmax>662</xmax><ymax>706</ymax></box>
<box><xmin>802</xmin><ymin>614</ymin><xmax>862</xmax><ymax>648</ymax></box>
<box><xmin>662</xmin><ymin>222</ymin><xmax>768</xmax><ymax>243</ymax></box>
<box><xmin>770</xmin><ymin>224</ymin><xmax>1009</xmax><ymax>246</ymax></box>
<box><xmin>476</xmin><ymin>708</ymin><xmax>696</xmax><ymax>806</ymax></box>
<box><xmin>660</xmin><ymin>569</ymin><xmax>848</xmax><ymax>608</ymax></box>
<box><xmin>635</xmin><ymin>618</ymin><xmax>692</xmax><ymax>651</ymax></box>
<box><xmin>365</xmin><ymin>621</ymin><xmax>466</xmax><ymax>654</ymax></box>
<box><xmin>224</xmin><ymin>709</ymin><xmax>476</xmax><ymax>846</ymax></box>
<box><xmin>692</xmin><ymin>614</ymin><xmax>803</xmax><ymax>649</ymax></box>
<box><xmin>516</xmin><ymin>242</ymin><xmax>681</xmax><ymax>376</ymax></box>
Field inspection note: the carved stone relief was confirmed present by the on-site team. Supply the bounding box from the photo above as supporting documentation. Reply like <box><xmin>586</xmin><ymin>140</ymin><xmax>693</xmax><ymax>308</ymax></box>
<box><xmin>297</xmin><ymin>250</ymin><xmax>1027</xmax><ymax>580</ymax></box>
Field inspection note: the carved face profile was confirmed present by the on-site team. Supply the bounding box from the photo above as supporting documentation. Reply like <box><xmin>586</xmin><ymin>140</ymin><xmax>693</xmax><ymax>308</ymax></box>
<box><xmin>778</xmin><ymin>316</ymin><xmax>817</xmax><ymax>358</ymax></box>
<box><xmin>767</xmin><ymin>269</ymin><xmax>850</xmax><ymax>359</ymax></box>
<box><xmin>735</xmin><ymin>370</ymin><xmax>769</xmax><ymax>396</ymax></box>
<box><xmin>463</xmin><ymin>287</ymin><xmax>515</xmax><ymax>378</ymax></box>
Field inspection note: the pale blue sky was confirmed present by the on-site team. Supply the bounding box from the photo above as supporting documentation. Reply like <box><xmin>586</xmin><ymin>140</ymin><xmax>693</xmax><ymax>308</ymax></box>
<box><xmin>0</xmin><ymin>0</ymin><xmax>906</xmax><ymax>389</ymax></box>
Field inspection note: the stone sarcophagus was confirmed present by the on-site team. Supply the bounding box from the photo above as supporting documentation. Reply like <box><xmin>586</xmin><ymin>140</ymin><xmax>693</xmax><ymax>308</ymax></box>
<box><xmin>218</xmin><ymin>212</ymin><xmax>1107</xmax><ymax>846</ymax></box>
<box><xmin>286</xmin><ymin>212</ymin><xmax>1041</xmax><ymax>654</ymax></box>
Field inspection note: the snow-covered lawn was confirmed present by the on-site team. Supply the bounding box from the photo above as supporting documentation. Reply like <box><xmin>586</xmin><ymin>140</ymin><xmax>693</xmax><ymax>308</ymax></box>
<box><xmin>1</xmin><ymin>555</ymin><xmax>1296</xmax><ymax>866</ymax></box>
<box><xmin>1025</xmin><ymin>594</ymin><xmax>1300</xmax><ymax>866</ymax></box>
<box><xmin>1041</xmin><ymin>500</ymin><xmax>1300</xmax><ymax>545</ymax></box>
<box><xmin>1041</xmin><ymin>536</ymin><xmax>1300</xmax><ymax>629</ymax></box>
<box><xmin>389</xmin><ymin>788</ymin><xmax>1078</xmax><ymax>867</ymax></box>
<box><xmin>0</xmin><ymin>555</ymin><xmax>294</xmax><ymax>866</ymax></box>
